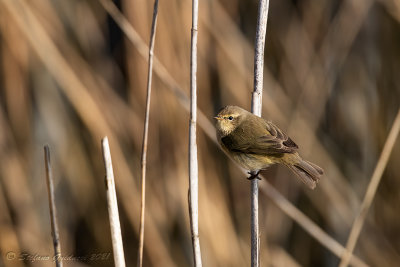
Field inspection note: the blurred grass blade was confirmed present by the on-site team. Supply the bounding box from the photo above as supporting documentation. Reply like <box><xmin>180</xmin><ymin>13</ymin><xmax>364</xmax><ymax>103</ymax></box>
<box><xmin>339</xmin><ymin>108</ymin><xmax>400</xmax><ymax>267</ymax></box>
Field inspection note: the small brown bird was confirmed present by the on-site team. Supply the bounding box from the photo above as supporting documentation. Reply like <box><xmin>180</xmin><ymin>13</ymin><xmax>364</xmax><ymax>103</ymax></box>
<box><xmin>215</xmin><ymin>105</ymin><xmax>323</xmax><ymax>189</ymax></box>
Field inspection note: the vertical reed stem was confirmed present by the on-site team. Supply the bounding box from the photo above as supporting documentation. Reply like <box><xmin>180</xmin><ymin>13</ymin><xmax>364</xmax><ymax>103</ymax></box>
<box><xmin>189</xmin><ymin>0</ymin><xmax>202</xmax><ymax>265</ymax></box>
<box><xmin>137</xmin><ymin>1</ymin><xmax>159</xmax><ymax>266</ymax></box>
<box><xmin>251</xmin><ymin>0</ymin><xmax>269</xmax><ymax>266</ymax></box>
<box><xmin>44</xmin><ymin>145</ymin><xmax>63</xmax><ymax>267</ymax></box>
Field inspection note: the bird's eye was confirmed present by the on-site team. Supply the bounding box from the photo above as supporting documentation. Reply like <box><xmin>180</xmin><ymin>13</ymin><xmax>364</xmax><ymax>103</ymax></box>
<box><xmin>228</xmin><ymin>116</ymin><xmax>233</xmax><ymax>121</ymax></box>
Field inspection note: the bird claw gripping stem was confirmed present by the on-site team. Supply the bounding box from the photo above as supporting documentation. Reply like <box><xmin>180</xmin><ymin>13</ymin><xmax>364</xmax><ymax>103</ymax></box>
<box><xmin>247</xmin><ymin>170</ymin><xmax>261</xmax><ymax>180</ymax></box>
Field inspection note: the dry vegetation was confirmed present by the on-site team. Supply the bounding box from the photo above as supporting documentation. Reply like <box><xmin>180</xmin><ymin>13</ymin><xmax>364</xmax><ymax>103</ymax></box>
<box><xmin>1</xmin><ymin>0</ymin><xmax>400</xmax><ymax>266</ymax></box>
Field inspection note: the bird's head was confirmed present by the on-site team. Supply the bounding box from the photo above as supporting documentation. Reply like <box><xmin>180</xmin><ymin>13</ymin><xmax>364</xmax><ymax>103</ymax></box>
<box><xmin>214</xmin><ymin>106</ymin><xmax>247</xmax><ymax>137</ymax></box>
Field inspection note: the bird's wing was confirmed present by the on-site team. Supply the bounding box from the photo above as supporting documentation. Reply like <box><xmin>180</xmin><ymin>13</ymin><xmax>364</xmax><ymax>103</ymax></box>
<box><xmin>221</xmin><ymin>120</ymin><xmax>298</xmax><ymax>155</ymax></box>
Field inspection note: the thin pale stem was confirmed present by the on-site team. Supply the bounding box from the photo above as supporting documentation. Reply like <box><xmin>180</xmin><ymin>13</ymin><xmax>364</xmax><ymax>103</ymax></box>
<box><xmin>251</xmin><ymin>0</ymin><xmax>269</xmax><ymax>266</ymax></box>
<box><xmin>189</xmin><ymin>0</ymin><xmax>202</xmax><ymax>265</ymax></box>
<box><xmin>44</xmin><ymin>145</ymin><xmax>63</xmax><ymax>267</ymax></box>
<box><xmin>250</xmin><ymin>177</ymin><xmax>260</xmax><ymax>266</ymax></box>
<box><xmin>137</xmin><ymin>1</ymin><xmax>159</xmax><ymax>267</ymax></box>
<box><xmin>339</xmin><ymin>108</ymin><xmax>400</xmax><ymax>267</ymax></box>
<box><xmin>101</xmin><ymin>137</ymin><xmax>126</xmax><ymax>267</ymax></box>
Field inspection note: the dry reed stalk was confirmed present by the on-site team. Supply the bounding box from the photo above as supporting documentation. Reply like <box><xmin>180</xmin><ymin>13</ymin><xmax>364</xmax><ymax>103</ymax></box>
<box><xmin>339</xmin><ymin>108</ymin><xmax>400</xmax><ymax>267</ymax></box>
<box><xmin>101</xmin><ymin>137</ymin><xmax>126</xmax><ymax>267</ymax></box>
<box><xmin>137</xmin><ymin>1</ymin><xmax>159</xmax><ymax>266</ymax></box>
<box><xmin>44</xmin><ymin>145</ymin><xmax>63</xmax><ymax>267</ymax></box>
<box><xmin>251</xmin><ymin>0</ymin><xmax>269</xmax><ymax>266</ymax></box>
<box><xmin>189</xmin><ymin>0</ymin><xmax>202</xmax><ymax>265</ymax></box>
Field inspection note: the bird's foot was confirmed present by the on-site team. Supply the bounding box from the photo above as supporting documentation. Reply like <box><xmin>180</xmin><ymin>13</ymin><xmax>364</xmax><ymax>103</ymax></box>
<box><xmin>247</xmin><ymin>170</ymin><xmax>261</xmax><ymax>180</ymax></box>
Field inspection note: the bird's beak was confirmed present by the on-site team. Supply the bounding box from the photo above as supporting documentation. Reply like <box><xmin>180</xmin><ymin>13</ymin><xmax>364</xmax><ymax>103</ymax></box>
<box><xmin>214</xmin><ymin>116</ymin><xmax>222</xmax><ymax>121</ymax></box>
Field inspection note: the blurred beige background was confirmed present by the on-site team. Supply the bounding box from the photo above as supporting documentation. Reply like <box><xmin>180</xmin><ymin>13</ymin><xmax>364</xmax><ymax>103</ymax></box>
<box><xmin>0</xmin><ymin>0</ymin><xmax>400</xmax><ymax>266</ymax></box>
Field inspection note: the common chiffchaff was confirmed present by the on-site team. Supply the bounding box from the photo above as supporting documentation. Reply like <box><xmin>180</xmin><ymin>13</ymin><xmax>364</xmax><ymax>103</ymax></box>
<box><xmin>214</xmin><ymin>106</ymin><xmax>323</xmax><ymax>189</ymax></box>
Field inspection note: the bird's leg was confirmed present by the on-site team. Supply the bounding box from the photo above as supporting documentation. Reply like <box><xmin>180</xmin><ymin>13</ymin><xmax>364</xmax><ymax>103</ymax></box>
<box><xmin>247</xmin><ymin>170</ymin><xmax>261</xmax><ymax>180</ymax></box>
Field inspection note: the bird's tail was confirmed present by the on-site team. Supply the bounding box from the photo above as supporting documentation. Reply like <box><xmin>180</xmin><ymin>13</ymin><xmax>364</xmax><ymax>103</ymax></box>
<box><xmin>286</xmin><ymin>157</ymin><xmax>324</xmax><ymax>189</ymax></box>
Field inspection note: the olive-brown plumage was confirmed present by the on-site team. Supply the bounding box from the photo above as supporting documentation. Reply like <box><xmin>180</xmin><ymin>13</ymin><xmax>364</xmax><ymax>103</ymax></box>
<box><xmin>215</xmin><ymin>105</ymin><xmax>323</xmax><ymax>189</ymax></box>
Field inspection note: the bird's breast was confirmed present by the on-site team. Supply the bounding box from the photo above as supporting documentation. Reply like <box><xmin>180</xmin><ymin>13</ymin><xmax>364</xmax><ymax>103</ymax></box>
<box><xmin>230</xmin><ymin>151</ymin><xmax>275</xmax><ymax>171</ymax></box>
